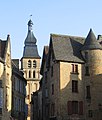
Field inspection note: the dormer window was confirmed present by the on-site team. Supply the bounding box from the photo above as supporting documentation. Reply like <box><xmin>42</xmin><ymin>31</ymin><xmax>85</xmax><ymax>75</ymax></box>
<box><xmin>33</xmin><ymin>60</ymin><xmax>36</xmax><ymax>68</ymax></box>
<box><xmin>28</xmin><ymin>60</ymin><xmax>31</xmax><ymax>68</ymax></box>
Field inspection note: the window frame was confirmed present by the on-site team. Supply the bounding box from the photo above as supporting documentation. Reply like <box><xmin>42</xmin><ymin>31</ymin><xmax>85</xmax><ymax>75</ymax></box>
<box><xmin>72</xmin><ymin>80</ymin><xmax>78</xmax><ymax>93</ymax></box>
<box><xmin>71</xmin><ymin>64</ymin><xmax>78</xmax><ymax>74</ymax></box>
<box><xmin>28</xmin><ymin>60</ymin><xmax>31</xmax><ymax>68</ymax></box>
<box><xmin>33</xmin><ymin>60</ymin><xmax>36</xmax><ymax>68</ymax></box>
<box><xmin>72</xmin><ymin>101</ymin><xmax>78</xmax><ymax>114</ymax></box>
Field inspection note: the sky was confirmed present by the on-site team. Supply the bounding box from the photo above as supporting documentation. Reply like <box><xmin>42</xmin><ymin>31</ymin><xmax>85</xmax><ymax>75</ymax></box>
<box><xmin>0</xmin><ymin>0</ymin><xmax>102</xmax><ymax>59</ymax></box>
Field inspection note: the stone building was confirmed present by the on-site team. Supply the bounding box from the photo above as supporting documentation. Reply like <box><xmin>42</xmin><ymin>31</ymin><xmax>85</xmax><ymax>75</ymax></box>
<box><xmin>40</xmin><ymin>46</ymin><xmax>49</xmax><ymax>120</ymax></box>
<box><xmin>0</xmin><ymin>35</ymin><xmax>12</xmax><ymax>120</ymax></box>
<box><xmin>21</xmin><ymin>19</ymin><xmax>41</xmax><ymax>120</ymax></box>
<box><xmin>41</xmin><ymin>29</ymin><xmax>102</xmax><ymax>120</ymax></box>
<box><xmin>30</xmin><ymin>78</ymin><xmax>42</xmax><ymax>120</ymax></box>
<box><xmin>11</xmin><ymin>59</ymin><xmax>27</xmax><ymax>120</ymax></box>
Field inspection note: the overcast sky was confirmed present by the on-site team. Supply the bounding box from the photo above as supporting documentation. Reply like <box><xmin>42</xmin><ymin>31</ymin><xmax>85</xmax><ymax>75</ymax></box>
<box><xmin>0</xmin><ymin>0</ymin><xmax>102</xmax><ymax>58</ymax></box>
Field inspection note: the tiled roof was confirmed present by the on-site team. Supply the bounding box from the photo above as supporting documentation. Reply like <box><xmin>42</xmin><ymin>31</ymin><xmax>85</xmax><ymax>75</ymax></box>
<box><xmin>50</xmin><ymin>34</ymin><xmax>85</xmax><ymax>63</ymax></box>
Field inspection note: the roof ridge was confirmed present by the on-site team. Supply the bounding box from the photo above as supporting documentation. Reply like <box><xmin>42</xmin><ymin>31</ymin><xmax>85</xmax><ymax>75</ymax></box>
<box><xmin>51</xmin><ymin>33</ymin><xmax>85</xmax><ymax>39</ymax></box>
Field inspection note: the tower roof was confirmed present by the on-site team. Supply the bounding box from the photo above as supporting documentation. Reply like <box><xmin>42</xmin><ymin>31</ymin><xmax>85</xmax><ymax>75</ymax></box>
<box><xmin>23</xmin><ymin>19</ymin><xmax>40</xmax><ymax>58</ymax></box>
<box><xmin>81</xmin><ymin>29</ymin><xmax>102</xmax><ymax>50</ymax></box>
<box><xmin>25</xmin><ymin>19</ymin><xmax>37</xmax><ymax>45</ymax></box>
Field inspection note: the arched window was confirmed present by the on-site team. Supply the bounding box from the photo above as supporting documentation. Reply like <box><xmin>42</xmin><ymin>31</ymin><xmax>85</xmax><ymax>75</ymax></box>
<box><xmin>33</xmin><ymin>71</ymin><xmax>35</xmax><ymax>78</ymax></box>
<box><xmin>29</xmin><ymin>71</ymin><xmax>31</xmax><ymax>78</ymax></box>
<box><xmin>28</xmin><ymin>60</ymin><xmax>31</xmax><ymax>68</ymax></box>
<box><xmin>33</xmin><ymin>60</ymin><xmax>36</xmax><ymax>68</ymax></box>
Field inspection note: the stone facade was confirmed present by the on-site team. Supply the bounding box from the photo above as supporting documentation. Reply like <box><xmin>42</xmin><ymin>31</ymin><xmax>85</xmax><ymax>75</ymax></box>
<box><xmin>41</xmin><ymin>29</ymin><xmax>102</xmax><ymax>120</ymax></box>
<box><xmin>11</xmin><ymin>59</ymin><xmax>27</xmax><ymax>120</ymax></box>
<box><xmin>0</xmin><ymin>35</ymin><xmax>12</xmax><ymax>120</ymax></box>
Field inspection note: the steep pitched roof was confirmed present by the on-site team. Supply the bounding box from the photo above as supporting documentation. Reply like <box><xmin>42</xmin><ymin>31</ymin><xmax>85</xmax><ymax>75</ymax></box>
<box><xmin>23</xmin><ymin>19</ymin><xmax>40</xmax><ymax>58</ymax></box>
<box><xmin>49</xmin><ymin>34</ymin><xmax>85</xmax><ymax>63</ymax></box>
<box><xmin>81</xmin><ymin>29</ymin><xmax>102</xmax><ymax>50</ymax></box>
<box><xmin>40</xmin><ymin>46</ymin><xmax>49</xmax><ymax>75</ymax></box>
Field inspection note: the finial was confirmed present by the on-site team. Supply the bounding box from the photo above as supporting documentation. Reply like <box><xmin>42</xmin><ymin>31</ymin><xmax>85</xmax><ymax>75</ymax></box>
<box><xmin>7</xmin><ymin>34</ymin><xmax>10</xmax><ymax>40</ymax></box>
<box><xmin>28</xmin><ymin>16</ymin><xmax>33</xmax><ymax>31</ymax></box>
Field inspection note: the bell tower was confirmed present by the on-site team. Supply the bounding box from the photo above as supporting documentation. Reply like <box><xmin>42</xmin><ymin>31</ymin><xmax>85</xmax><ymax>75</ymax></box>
<box><xmin>21</xmin><ymin>19</ymin><xmax>41</xmax><ymax>120</ymax></box>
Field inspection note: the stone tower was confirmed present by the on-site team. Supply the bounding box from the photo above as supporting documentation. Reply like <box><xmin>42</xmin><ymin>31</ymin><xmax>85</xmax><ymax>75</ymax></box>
<box><xmin>21</xmin><ymin>19</ymin><xmax>41</xmax><ymax>120</ymax></box>
<box><xmin>81</xmin><ymin>29</ymin><xmax>102</xmax><ymax>76</ymax></box>
<box><xmin>81</xmin><ymin>29</ymin><xmax>102</xmax><ymax>119</ymax></box>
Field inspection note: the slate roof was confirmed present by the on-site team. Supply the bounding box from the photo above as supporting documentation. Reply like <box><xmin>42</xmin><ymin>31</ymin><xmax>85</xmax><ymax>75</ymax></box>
<box><xmin>81</xmin><ymin>29</ymin><xmax>102</xmax><ymax>50</ymax></box>
<box><xmin>23</xmin><ymin>45</ymin><xmax>41</xmax><ymax>58</ymax></box>
<box><xmin>24</xmin><ymin>28</ymin><xmax>37</xmax><ymax>45</ymax></box>
<box><xmin>50</xmin><ymin>34</ymin><xmax>85</xmax><ymax>63</ymax></box>
<box><xmin>40</xmin><ymin>46</ymin><xmax>49</xmax><ymax>75</ymax></box>
<box><xmin>23</xmin><ymin>19</ymin><xmax>40</xmax><ymax>58</ymax></box>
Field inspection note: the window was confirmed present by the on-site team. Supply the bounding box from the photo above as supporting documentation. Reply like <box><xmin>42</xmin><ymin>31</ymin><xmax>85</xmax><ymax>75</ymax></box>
<box><xmin>71</xmin><ymin>64</ymin><xmax>78</xmax><ymax>73</ymax></box>
<box><xmin>52</xmin><ymin>84</ymin><xmax>54</xmax><ymax>95</ymax></box>
<box><xmin>28</xmin><ymin>60</ymin><xmax>31</xmax><ymax>68</ymax></box>
<box><xmin>51</xmin><ymin>66</ymin><xmax>53</xmax><ymax>77</ymax></box>
<box><xmin>72</xmin><ymin>64</ymin><xmax>74</xmax><ymax>73</ymax></box>
<box><xmin>67</xmin><ymin>101</ymin><xmax>83</xmax><ymax>115</ymax></box>
<box><xmin>75</xmin><ymin>65</ymin><xmax>78</xmax><ymax>73</ymax></box>
<box><xmin>85</xmin><ymin>66</ymin><xmax>90</xmax><ymax>76</ymax></box>
<box><xmin>86</xmin><ymin>86</ymin><xmax>91</xmax><ymax>99</ymax></box>
<box><xmin>72</xmin><ymin>101</ymin><xmax>78</xmax><ymax>114</ymax></box>
<box><xmin>33</xmin><ymin>60</ymin><xmax>36</xmax><ymax>68</ymax></box>
<box><xmin>72</xmin><ymin>80</ymin><xmax>78</xmax><ymax>93</ymax></box>
<box><xmin>88</xmin><ymin>110</ymin><xmax>93</xmax><ymax>117</ymax></box>
<box><xmin>33</xmin><ymin>71</ymin><xmax>35</xmax><ymax>78</ymax></box>
<box><xmin>29</xmin><ymin>71</ymin><xmax>31</xmax><ymax>78</ymax></box>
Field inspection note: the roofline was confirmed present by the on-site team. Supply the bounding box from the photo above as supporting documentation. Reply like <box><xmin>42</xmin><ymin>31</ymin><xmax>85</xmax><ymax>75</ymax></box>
<box><xmin>54</xmin><ymin>59</ymin><xmax>85</xmax><ymax>64</ymax></box>
<box><xmin>21</xmin><ymin>56</ymin><xmax>41</xmax><ymax>60</ymax></box>
<box><xmin>50</xmin><ymin>33</ymin><xmax>85</xmax><ymax>39</ymax></box>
